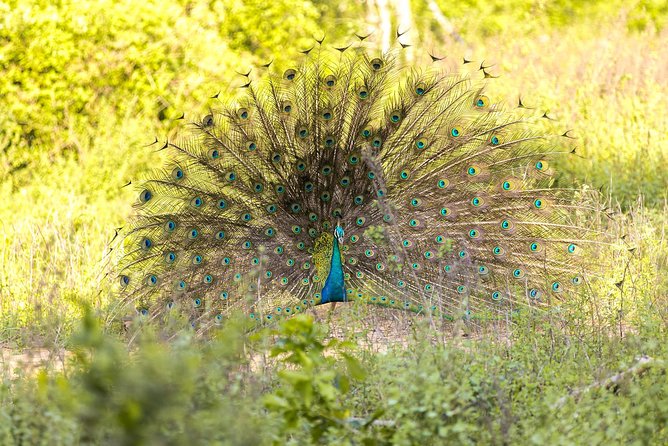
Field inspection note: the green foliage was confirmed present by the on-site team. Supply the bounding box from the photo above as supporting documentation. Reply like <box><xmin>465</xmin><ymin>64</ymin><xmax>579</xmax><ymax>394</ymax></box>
<box><xmin>1</xmin><ymin>0</ymin><xmax>183</xmax><ymax>178</ymax></box>
<box><xmin>263</xmin><ymin>315</ymin><xmax>366</xmax><ymax>444</ymax></box>
<box><xmin>0</xmin><ymin>1</ymin><xmax>667</xmax><ymax>443</ymax></box>
<box><xmin>433</xmin><ymin>0</ymin><xmax>667</xmax><ymax>36</ymax></box>
<box><xmin>0</xmin><ymin>0</ymin><xmax>361</xmax><ymax>182</ymax></box>
<box><xmin>1</xmin><ymin>308</ymin><xmax>271</xmax><ymax>445</ymax></box>
<box><xmin>2</xmin><ymin>308</ymin><xmax>667</xmax><ymax>444</ymax></box>
<box><xmin>215</xmin><ymin>0</ymin><xmax>359</xmax><ymax>60</ymax></box>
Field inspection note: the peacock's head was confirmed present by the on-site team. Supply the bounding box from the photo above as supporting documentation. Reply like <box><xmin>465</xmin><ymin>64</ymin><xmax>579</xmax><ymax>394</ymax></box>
<box><xmin>334</xmin><ymin>225</ymin><xmax>345</xmax><ymax>244</ymax></box>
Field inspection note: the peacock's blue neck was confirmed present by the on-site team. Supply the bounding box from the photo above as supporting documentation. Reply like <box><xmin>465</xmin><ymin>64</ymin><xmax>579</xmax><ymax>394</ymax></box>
<box><xmin>320</xmin><ymin>234</ymin><xmax>347</xmax><ymax>304</ymax></box>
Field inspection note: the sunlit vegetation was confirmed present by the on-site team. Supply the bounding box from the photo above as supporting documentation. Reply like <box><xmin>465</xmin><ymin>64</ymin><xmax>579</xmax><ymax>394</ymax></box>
<box><xmin>0</xmin><ymin>0</ymin><xmax>666</xmax><ymax>443</ymax></box>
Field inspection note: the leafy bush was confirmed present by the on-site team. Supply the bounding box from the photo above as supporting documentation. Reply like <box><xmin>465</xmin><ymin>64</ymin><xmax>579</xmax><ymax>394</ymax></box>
<box><xmin>1</xmin><ymin>309</ymin><xmax>272</xmax><ymax>445</ymax></box>
<box><xmin>2</xmin><ymin>309</ymin><xmax>667</xmax><ymax>444</ymax></box>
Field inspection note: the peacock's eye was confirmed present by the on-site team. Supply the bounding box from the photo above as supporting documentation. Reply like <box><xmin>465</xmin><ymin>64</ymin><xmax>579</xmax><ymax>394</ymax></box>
<box><xmin>139</xmin><ymin>189</ymin><xmax>152</xmax><ymax>203</ymax></box>
<box><xmin>324</xmin><ymin>74</ymin><xmax>336</xmax><ymax>87</ymax></box>
<box><xmin>237</xmin><ymin>108</ymin><xmax>249</xmax><ymax>119</ymax></box>
<box><xmin>202</xmin><ymin>114</ymin><xmax>214</xmax><ymax>127</ymax></box>
<box><xmin>415</xmin><ymin>82</ymin><xmax>427</xmax><ymax>95</ymax></box>
<box><xmin>471</xmin><ymin>197</ymin><xmax>484</xmax><ymax>206</ymax></box>
<box><xmin>171</xmin><ymin>167</ymin><xmax>184</xmax><ymax>180</ymax></box>
<box><xmin>535</xmin><ymin>160</ymin><xmax>549</xmax><ymax>171</ymax></box>
<box><xmin>370</xmin><ymin>58</ymin><xmax>384</xmax><ymax>70</ymax></box>
<box><xmin>415</xmin><ymin>139</ymin><xmax>427</xmax><ymax>150</ymax></box>
<box><xmin>474</xmin><ymin>95</ymin><xmax>489</xmax><ymax>108</ymax></box>
<box><xmin>390</xmin><ymin>110</ymin><xmax>402</xmax><ymax>123</ymax></box>
<box><xmin>140</xmin><ymin>237</ymin><xmax>152</xmax><ymax>250</ymax></box>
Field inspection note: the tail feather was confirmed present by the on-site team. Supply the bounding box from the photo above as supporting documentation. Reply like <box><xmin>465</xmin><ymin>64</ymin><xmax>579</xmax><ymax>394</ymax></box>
<box><xmin>113</xmin><ymin>36</ymin><xmax>604</xmax><ymax>329</ymax></box>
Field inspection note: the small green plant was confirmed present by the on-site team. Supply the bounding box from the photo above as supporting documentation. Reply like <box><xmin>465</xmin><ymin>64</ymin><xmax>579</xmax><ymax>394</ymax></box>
<box><xmin>263</xmin><ymin>314</ymin><xmax>367</xmax><ymax>444</ymax></box>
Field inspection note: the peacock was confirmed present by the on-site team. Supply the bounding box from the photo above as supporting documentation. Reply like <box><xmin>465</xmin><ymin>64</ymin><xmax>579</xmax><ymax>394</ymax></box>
<box><xmin>114</xmin><ymin>34</ymin><xmax>599</xmax><ymax>330</ymax></box>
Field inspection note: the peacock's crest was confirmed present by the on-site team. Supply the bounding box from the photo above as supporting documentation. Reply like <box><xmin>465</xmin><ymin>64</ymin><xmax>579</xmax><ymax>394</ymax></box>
<box><xmin>113</xmin><ymin>35</ymin><xmax>601</xmax><ymax>330</ymax></box>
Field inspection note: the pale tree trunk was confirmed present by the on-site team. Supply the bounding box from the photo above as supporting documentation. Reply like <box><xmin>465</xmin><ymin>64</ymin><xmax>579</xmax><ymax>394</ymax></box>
<box><xmin>392</xmin><ymin>0</ymin><xmax>416</xmax><ymax>60</ymax></box>
<box><xmin>364</xmin><ymin>0</ymin><xmax>463</xmax><ymax>56</ymax></box>
<box><xmin>366</xmin><ymin>0</ymin><xmax>393</xmax><ymax>52</ymax></box>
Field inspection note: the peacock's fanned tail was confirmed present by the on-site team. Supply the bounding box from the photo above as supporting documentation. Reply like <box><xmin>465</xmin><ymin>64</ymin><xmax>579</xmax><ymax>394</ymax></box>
<box><xmin>114</xmin><ymin>37</ymin><xmax>601</xmax><ymax>329</ymax></box>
